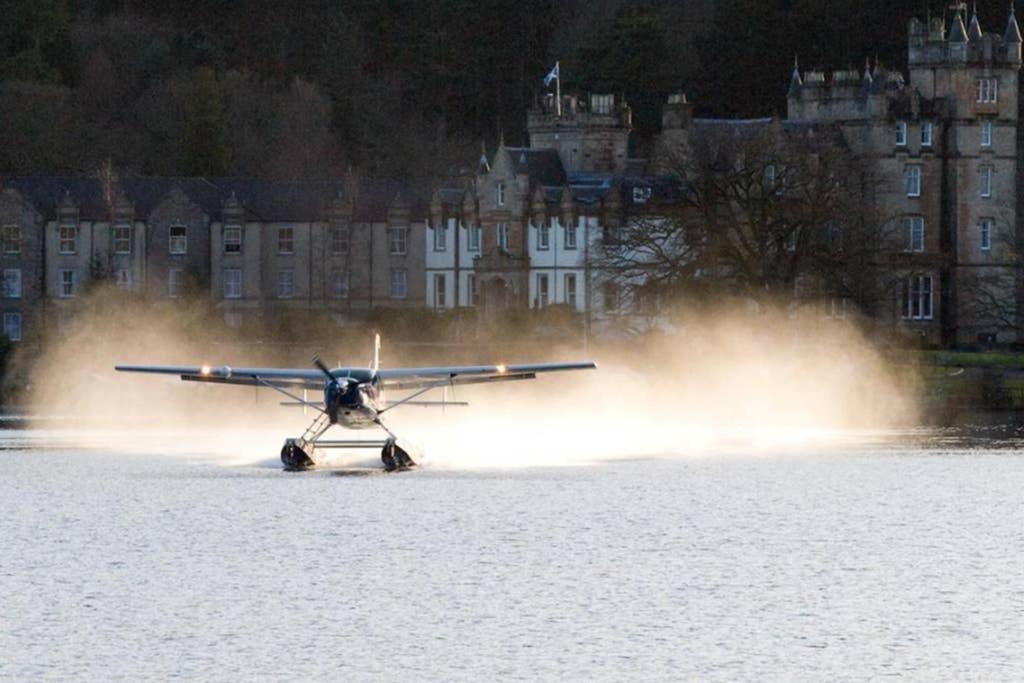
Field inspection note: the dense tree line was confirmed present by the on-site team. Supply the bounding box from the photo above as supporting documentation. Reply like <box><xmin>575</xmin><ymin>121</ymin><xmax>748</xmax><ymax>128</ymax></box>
<box><xmin>0</xmin><ymin>0</ymin><xmax>1017</xmax><ymax>180</ymax></box>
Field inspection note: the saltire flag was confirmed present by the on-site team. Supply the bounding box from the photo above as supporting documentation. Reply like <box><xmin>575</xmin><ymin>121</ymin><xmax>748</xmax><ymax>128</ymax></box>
<box><xmin>543</xmin><ymin>63</ymin><xmax>559</xmax><ymax>87</ymax></box>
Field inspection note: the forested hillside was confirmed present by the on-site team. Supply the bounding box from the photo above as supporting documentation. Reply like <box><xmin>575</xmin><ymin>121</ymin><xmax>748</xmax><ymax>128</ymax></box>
<box><xmin>0</xmin><ymin>0</ymin><xmax>1016</xmax><ymax>180</ymax></box>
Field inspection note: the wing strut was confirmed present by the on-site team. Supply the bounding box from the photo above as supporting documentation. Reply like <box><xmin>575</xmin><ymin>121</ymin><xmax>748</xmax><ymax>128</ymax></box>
<box><xmin>377</xmin><ymin>377</ymin><xmax>457</xmax><ymax>415</ymax></box>
<box><xmin>256</xmin><ymin>377</ymin><xmax>326</xmax><ymax>414</ymax></box>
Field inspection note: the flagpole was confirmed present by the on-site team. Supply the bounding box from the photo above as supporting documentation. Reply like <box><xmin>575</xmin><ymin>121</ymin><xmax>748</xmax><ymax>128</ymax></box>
<box><xmin>555</xmin><ymin>60</ymin><xmax>561</xmax><ymax>118</ymax></box>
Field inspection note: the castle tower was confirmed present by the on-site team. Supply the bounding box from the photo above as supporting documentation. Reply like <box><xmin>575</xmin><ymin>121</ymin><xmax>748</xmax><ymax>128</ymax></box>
<box><xmin>526</xmin><ymin>93</ymin><xmax>632</xmax><ymax>175</ymax></box>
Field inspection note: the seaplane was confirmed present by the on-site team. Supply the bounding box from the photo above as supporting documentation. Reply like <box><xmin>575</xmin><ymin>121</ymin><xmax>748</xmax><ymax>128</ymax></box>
<box><xmin>115</xmin><ymin>335</ymin><xmax>596</xmax><ymax>472</ymax></box>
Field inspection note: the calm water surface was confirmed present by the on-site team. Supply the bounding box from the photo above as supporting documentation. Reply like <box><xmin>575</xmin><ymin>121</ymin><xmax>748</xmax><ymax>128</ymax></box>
<box><xmin>1</xmin><ymin>430</ymin><xmax>1023</xmax><ymax>681</ymax></box>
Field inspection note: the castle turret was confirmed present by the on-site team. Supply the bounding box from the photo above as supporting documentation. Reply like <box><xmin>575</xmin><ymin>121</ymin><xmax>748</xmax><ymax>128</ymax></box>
<box><xmin>527</xmin><ymin>92</ymin><xmax>632</xmax><ymax>174</ymax></box>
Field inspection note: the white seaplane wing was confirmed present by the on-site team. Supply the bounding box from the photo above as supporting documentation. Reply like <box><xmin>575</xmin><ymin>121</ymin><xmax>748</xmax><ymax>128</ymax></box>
<box><xmin>376</xmin><ymin>361</ymin><xmax>597</xmax><ymax>390</ymax></box>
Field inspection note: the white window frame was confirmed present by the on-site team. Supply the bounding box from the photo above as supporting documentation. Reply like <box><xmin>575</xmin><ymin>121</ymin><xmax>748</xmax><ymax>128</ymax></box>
<box><xmin>537</xmin><ymin>220</ymin><xmax>550</xmax><ymax>250</ymax></box>
<box><xmin>277</xmin><ymin>227</ymin><xmax>294</xmax><ymax>254</ymax></box>
<box><xmin>2</xmin><ymin>225</ymin><xmax>21</xmax><ymax>254</ymax></box>
<box><xmin>3</xmin><ymin>269</ymin><xmax>21</xmax><ymax>299</ymax></box>
<box><xmin>903</xmin><ymin>275</ymin><xmax>933</xmax><ymax>320</ymax></box>
<box><xmin>433</xmin><ymin>273</ymin><xmax>447</xmax><ymax>310</ymax></box>
<box><xmin>277</xmin><ymin>269</ymin><xmax>294</xmax><ymax>298</ymax></box>
<box><xmin>496</xmin><ymin>182</ymin><xmax>506</xmax><ymax>207</ymax></box>
<box><xmin>112</xmin><ymin>224</ymin><xmax>132</xmax><ymax>254</ymax></box>
<box><xmin>330</xmin><ymin>225</ymin><xmax>349</xmax><ymax>255</ymax></box>
<box><xmin>168</xmin><ymin>268</ymin><xmax>182</xmax><ymax>298</ymax></box>
<box><xmin>331</xmin><ymin>270</ymin><xmax>349</xmax><ymax>299</ymax></box>
<box><xmin>59</xmin><ymin>269</ymin><xmax>76</xmax><ymax>298</ymax></box>
<box><xmin>977</xmin><ymin>78</ymin><xmax>998</xmax><ymax>104</ymax></box>
<box><xmin>564</xmin><ymin>220</ymin><xmax>578</xmax><ymax>250</ymax></box>
<box><xmin>3</xmin><ymin>312</ymin><xmax>21</xmax><ymax>342</ymax></box>
<box><xmin>896</xmin><ymin>120</ymin><xmax>908</xmax><ymax>146</ymax></box>
<box><xmin>223</xmin><ymin>225</ymin><xmax>242</xmax><ymax>254</ymax></box>
<box><xmin>433</xmin><ymin>222</ymin><xmax>447</xmax><ymax>252</ymax></box>
<box><xmin>904</xmin><ymin>216</ymin><xmax>925</xmax><ymax>253</ymax></box>
<box><xmin>565</xmin><ymin>273</ymin><xmax>577</xmax><ymax>309</ymax></box>
<box><xmin>921</xmin><ymin>121</ymin><xmax>933</xmax><ymax>147</ymax></box>
<box><xmin>980</xmin><ymin>166</ymin><xmax>993</xmax><ymax>198</ymax></box>
<box><xmin>467</xmin><ymin>273</ymin><xmax>478</xmax><ymax>306</ymax></box>
<box><xmin>59</xmin><ymin>224</ymin><xmax>77</xmax><ymax>254</ymax></box>
<box><xmin>536</xmin><ymin>273</ymin><xmax>549</xmax><ymax>308</ymax></box>
<box><xmin>223</xmin><ymin>268</ymin><xmax>242</xmax><ymax>299</ymax></box>
<box><xmin>467</xmin><ymin>224</ymin><xmax>480</xmax><ymax>252</ymax></box>
<box><xmin>496</xmin><ymin>223</ymin><xmax>509</xmax><ymax>250</ymax></box>
<box><xmin>980</xmin><ymin>218</ymin><xmax>993</xmax><ymax>251</ymax></box>
<box><xmin>169</xmin><ymin>225</ymin><xmax>187</xmax><ymax>255</ymax></box>
<box><xmin>981</xmin><ymin>120</ymin><xmax>993</xmax><ymax>148</ymax></box>
<box><xmin>388</xmin><ymin>227</ymin><xmax>407</xmax><ymax>255</ymax></box>
<box><xmin>389</xmin><ymin>269</ymin><xmax>407</xmax><ymax>299</ymax></box>
<box><xmin>905</xmin><ymin>165</ymin><xmax>921</xmax><ymax>197</ymax></box>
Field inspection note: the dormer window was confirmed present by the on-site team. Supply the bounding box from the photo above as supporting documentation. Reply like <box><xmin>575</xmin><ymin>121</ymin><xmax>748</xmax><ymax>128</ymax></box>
<box><xmin>223</xmin><ymin>225</ymin><xmax>242</xmax><ymax>254</ymax></box>
<box><xmin>977</xmin><ymin>78</ymin><xmax>998</xmax><ymax>104</ymax></box>
<box><xmin>921</xmin><ymin>122</ymin><xmax>933</xmax><ymax>147</ymax></box>
<box><xmin>113</xmin><ymin>224</ymin><xmax>132</xmax><ymax>254</ymax></box>
<box><xmin>895</xmin><ymin>120</ymin><xmax>908</xmax><ymax>146</ymax></box>
<box><xmin>496</xmin><ymin>182</ymin><xmax>506</xmax><ymax>207</ymax></box>
<box><xmin>59</xmin><ymin>224</ymin><xmax>77</xmax><ymax>254</ymax></box>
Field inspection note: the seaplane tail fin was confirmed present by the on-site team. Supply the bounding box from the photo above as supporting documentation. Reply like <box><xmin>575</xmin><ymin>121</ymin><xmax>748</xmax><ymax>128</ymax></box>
<box><xmin>371</xmin><ymin>332</ymin><xmax>381</xmax><ymax>371</ymax></box>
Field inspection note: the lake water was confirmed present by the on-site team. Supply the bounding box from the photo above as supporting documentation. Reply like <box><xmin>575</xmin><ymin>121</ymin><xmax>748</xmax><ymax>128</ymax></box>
<box><xmin>2</xmin><ymin>428</ymin><xmax>1023</xmax><ymax>681</ymax></box>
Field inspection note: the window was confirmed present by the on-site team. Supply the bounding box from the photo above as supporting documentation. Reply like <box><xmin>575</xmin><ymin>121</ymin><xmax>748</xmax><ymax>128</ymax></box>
<box><xmin>3</xmin><ymin>269</ymin><xmax>21</xmax><ymax>299</ymax></box>
<box><xmin>904</xmin><ymin>216</ymin><xmax>925</xmax><ymax>252</ymax></box>
<box><xmin>223</xmin><ymin>269</ymin><xmax>242</xmax><ymax>299</ymax></box>
<box><xmin>433</xmin><ymin>273</ymin><xmax>447</xmax><ymax>310</ymax></box>
<box><xmin>565</xmin><ymin>273</ymin><xmax>577</xmax><ymax>309</ymax></box>
<box><xmin>825</xmin><ymin>298</ymin><xmax>849</xmax><ymax>320</ymax></box>
<box><xmin>977</xmin><ymin>78</ymin><xmax>998</xmax><ymax>103</ymax></box>
<box><xmin>331</xmin><ymin>270</ymin><xmax>349</xmax><ymax>299</ymax></box>
<box><xmin>277</xmin><ymin>227</ymin><xmax>294</xmax><ymax>254</ymax></box>
<box><xmin>59</xmin><ymin>269</ymin><xmax>76</xmax><ymax>298</ymax></box>
<box><xmin>980</xmin><ymin>166</ymin><xmax>993</xmax><ymax>198</ymax></box>
<box><xmin>113</xmin><ymin>224</ymin><xmax>132</xmax><ymax>254</ymax></box>
<box><xmin>496</xmin><ymin>223</ymin><xmax>509</xmax><ymax>250</ymax></box>
<box><xmin>538</xmin><ymin>219</ymin><xmax>550</xmax><ymax>250</ymax></box>
<box><xmin>169</xmin><ymin>226</ymin><xmax>187</xmax><ymax>255</ymax></box>
<box><xmin>565</xmin><ymin>220</ymin><xmax>578</xmax><ymax>250</ymax></box>
<box><xmin>467</xmin><ymin>224</ymin><xmax>480</xmax><ymax>252</ymax></box>
<box><xmin>903</xmin><ymin>275</ymin><xmax>934</xmax><ymax>320</ymax></box>
<box><xmin>467</xmin><ymin>273</ymin><xmax>478</xmax><ymax>306</ymax></box>
<box><xmin>603</xmin><ymin>281</ymin><xmax>620</xmax><ymax>312</ymax></box>
<box><xmin>2</xmin><ymin>225</ymin><xmax>20</xmax><ymax>254</ymax></box>
<box><xmin>3</xmin><ymin>312</ymin><xmax>21</xmax><ymax>342</ymax></box>
<box><xmin>591</xmin><ymin>94</ymin><xmax>613</xmax><ymax>114</ymax></box>
<box><xmin>388</xmin><ymin>227</ymin><xmax>407</xmax><ymax>255</ymax></box>
<box><xmin>536</xmin><ymin>273</ymin><xmax>549</xmax><ymax>308</ymax></box>
<box><xmin>224</xmin><ymin>311</ymin><xmax>243</xmax><ymax>329</ymax></box>
<box><xmin>496</xmin><ymin>182</ymin><xmax>506</xmax><ymax>207</ymax></box>
<box><xmin>330</xmin><ymin>226</ymin><xmax>349</xmax><ymax>254</ymax></box>
<box><xmin>905</xmin><ymin>165</ymin><xmax>921</xmax><ymax>197</ymax></box>
<box><xmin>632</xmin><ymin>186</ymin><xmax>652</xmax><ymax>204</ymax></box>
<box><xmin>980</xmin><ymin>218</ymin><xmax>993</xmax><ymax>251</ymax></box>
<box><xmin>59</xmin><ymin>224</ymin><xmax>77</xmax><ymax>254</ymax></box>
<box><xmin>433</xmin><ymin>222</ymin><xmax>447</xmax><ymax>251</ymax></box>
<box><xmin>981</xmin><ymin>120</ymin><xmax>993</xmax><ymax>148</ymax></box>
<box><xmin>168</xmin><ymin>268</ymin><xmax>182</xmax><ymax>298</ymax></box>
<box><xmin>921</xmin><ymin>122</ymin><xmax>933</xmax><ymax>147</ymax></box>
<box><xmin>389</xmin><ymin>269</ymin><xmax>407</xmax><ymax>299</ymax></box>
<box><xmin>223</xmin><ymin>225</ymin><xmax>242</xmax><ymax>254</ymax></box>
<box><xmin>277</xmin><ymin>270</ymin><xmax>294</xmax><ymax>298</ymax></box>
<box><xmin>115</xmin><ymin>268</ymin><xmax>132</xmax><ymax>290</ymax></box>
<box><xmin>764</xmin><ymin>165</ymin><xmax>777</xmax><ymax>186</ymax></box>
<box><xmin>896</xmin><ymin>120</ymin><xmax>908</xmax><ymax>146</ymax></box>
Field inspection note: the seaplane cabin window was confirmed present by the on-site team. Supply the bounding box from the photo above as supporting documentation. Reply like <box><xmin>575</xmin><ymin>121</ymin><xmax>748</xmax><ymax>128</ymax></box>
<box><xmin>980</xmin><ymin>166</ymin><xmax>993</xmax><ymax>198</ymax></box>
<box><xmin>903</xmin><ymin>216</ymin><xmax>925</xmax><ymax>253</ymax></box>
<box><xmin>433</xmin><ymin>221</ymin><xmax>447</xmax><ymax>251</ymax></box>
<box><xmin>537</xmin><ymin>219</ymin><xmax>550</xmax><ymax>250</ymax></box>
<box><xmin>330</xmin><ymin>225</ymin><xmax>349</xmax><ymax>254</ymax></box>
<box><xmin>496</xmin><ymin>222</ymin><xmax>509</xmax><ymax>250</ymax></box>
<box><xmin>902</xmin><ymin>275</ymin><xmax>933</xmax><ymax>320</ymax></box>
<box><xmin>277</xmin><ymin>269</ymin><xmax>294</xmax><ymax>298</ymax></box>
<box><xmin>981</xmin><ymin>120</ymin><xmax>993</xmax><ymax>148</ymax></box>
<box><xmin>389</xmin><ymin>269</ymin><xmax>407</xmax><ymax>299</ymax></box>
<box><xmin>980</xmin><ymin>218</ymin><xmax>993</xmax><ymax>251</ymax></box>
<box><xmin>564</xmin><ymin>219</ymin><xmax>578</xmax><ymax>250</ymax></box>
<box><xmin>113</xmin><ymin>224</ymin><xmax>132</xmax><ymax>254</ymax></box>
<box><xmin>168</xmin><ymin>268</ymin><xmax>182</xmax><ymax>298</ymax></box>
<box><xmin>467</xmin><ymin>224</ymin><xmax>480</xmax><ymax>252</ymax></box>
<box><xmin>905</xmin><ymin>165</ymin><xmax>921</xmax><ymax>198</ymax></box>
<box><xmin>977</xmin><ymin>77</ymin><xmax>998</xmax><ymax>104</ymax></box>
<box><xmin>388</xmin><ymin>227</ymin><xmax>407</xmax><ymax>255</ymax></box>
<box><xmin>223</xmin><ymin>268</ymin><xmax>242</xmax><ymax>299</ymax></box>
<box><xmin>168</xmin><ymin>225</ymin><xmax>187</xmax><ymax>255</ymax></box>
<box><xmin>59</xmin><ymin>224</ymin><xmax>77</xmax><ymax>254</ymax></box>
<box><xmin>223</xmin><ymin>225</ymin><xmax>242</xmax><ymax>254</ymax></box>
<box><xmin>3</xmin><ymin>312</ymin><xmax>21</xmax><ymax>342</ymax></box>
<box><xmin>895</xmin><ymin>120</ymin><xmax>908</xmax><ymax>147</ymax></box>
<box><xmin>536</xmin><ymin>273</ymin><xmax>549</xmax><ymax>308</ymax></box>
<box><xmin>3</xmin><ymin>269</ymin><xmax>21</xmax><ymax>299</ymax></box>
<box><xmin>2</xmin><ymin>225</ymin><xmax>21</xmax><ymax>254</ymax></box>
<box><xmin>331</xmin><ymin>270</ymin><xmax>349</xmax><ymax>299</ymax></box>
<box><xmin>565</xmin><ymin>273</ymin><xmax>577</xmax><ymax>309</ymax></box>
<box><xmin>277</xmin><ymin>227</ymin><xmax>294</xmax><ymax>254</ymax></box>
<box><xmin>59</xmin><ymin>269</ymin><xmax>76</xmax><ymax>298</ymax></box>
<box><xmin>920</xmin><ymin>122</ymin><xmax>933</xmax><ymax>148</ymax></box>
<box><xmin>115</xmin><ymin>268</ymin><xmax>132</xmax><ymax>290</ymax></box>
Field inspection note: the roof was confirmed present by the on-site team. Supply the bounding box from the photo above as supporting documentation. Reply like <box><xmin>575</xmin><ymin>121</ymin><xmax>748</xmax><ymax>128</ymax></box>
<box><xmin>503</xmin><ymin>148</ymin><xmax>567</xmax><ymax>186</ymax></box>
